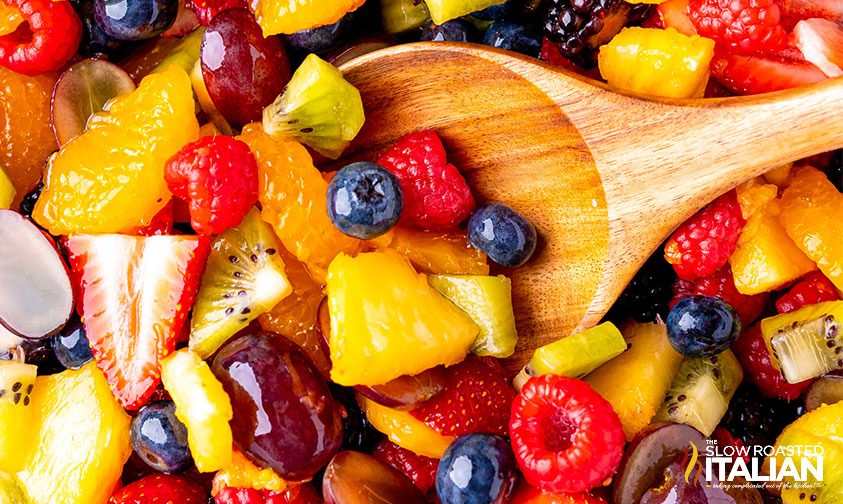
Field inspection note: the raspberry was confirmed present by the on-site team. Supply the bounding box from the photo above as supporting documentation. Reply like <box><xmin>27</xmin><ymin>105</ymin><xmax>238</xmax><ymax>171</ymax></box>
<box><xmin>0</xmin><ymin>0</ymin><xmax>81</xmax><ymax>75</ymax></box>
<box><xmin>670</xmin><ymin>265</ymin><xmax>767</xmax><ymax>325</ymax></box>
<box><xmin>775</xmin><ymin>271</ymin><xmax>840</xmax><ymax>314</ymax></box>
<box><xmin>410</xmin><ymin>356</ymin><xmax>515</xmax><ymax>437</ymax></box>
<box><xmin>186</xmin><ymin>0</ymin><xmax>246</xmax><ymax>26</ymax></box>
<box><xmin>510</xmin><ymin>374</ymin><xmax>625</xmax><ymax>494</ymax></box>
<box><xmin>664</xmin><ymin>190</ymin><xmax>746</xmax><ymax>280</ymax></box>
<box><xmin>165</xmin><ymin>135</ymin><xmax>259</xmax><ymax>236</ymax></box>
<box><xmin>376</xmin><ymin>130</ymin><xmax>475</xmax><ymax>230</ymax></box>
<box><xmin>689</xmin><ymin>0</ymin><xmax>787</xmax><ymax>55</ymax></box>
<box><xmin>372</xmin><ymin>439</ymin><xmax>438</xmax><ymax>493</ymax></box>
<box><xmin>731</xmin><ymin>323</ymin><xmax>812</xmax><ymax>400</ymax></box>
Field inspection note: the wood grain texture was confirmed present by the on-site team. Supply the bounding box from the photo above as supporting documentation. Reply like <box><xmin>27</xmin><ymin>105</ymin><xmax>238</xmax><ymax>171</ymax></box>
<box><xmin>338</xmin><ymin>42</ymin><xmax>843</xmax><ymax>372</ymax></box>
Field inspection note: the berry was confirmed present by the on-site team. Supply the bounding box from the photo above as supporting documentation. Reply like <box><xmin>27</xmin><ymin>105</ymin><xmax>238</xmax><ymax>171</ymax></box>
<box><xmin>186</xmin><ymin>0</ymin><xmax>246</xmax><ymax>25</ymax></box>
<box><xmin>719</xmin><ymin>383</ymin><xmax>804</xmax><ymax>455</ymax></box>
<box><xmin>421</xmin><ymin>19</ymin><xmax>478</xmax><ymax>42</ymax></box>
<box><xmin>410</xmin><ymin>356</ymin><xmax>516</xmax><ymax>437</ymax></box>
<box><xmin>109</xmin><ymin>474</ymin><xmax>207</xmax><ymax>504</ymax></box>
<box><xmin>777</xmin><ymin>271</ymin><xmax>840</xmax><ymax>314</ymax></box>
<box><xmin>664</xmin><ymin>190</ymin><xmax>746</xmax><ymax>280</ymax></box>
<box><xmin>134</xmin><ymin>201</ymin><xmax>175</xmax><ymax>237</ymax></box>
<box><xmin>130</xmin><ymin>400</ymin><xmax>192</xmax><ymax>474</ymax></box>
<box><xmin>467</xmin><ymin>203</ymin><xmax>537</xmax><ymax>268</ymax></box>
<box><xmin>710</xmin><ymin>48</ymin><xmax>827</xmax><ymax>95</ymax></box>
<box><xmin>732</xmin><ymin>324</ymin><xmax>811</xmax><ymax>400</ymax></box>
<box><xmin>436</xmin><ymin>434</ymin><xmax>519</xmax><ymax>504</ymax></box>
<box><xmin>483</xmin><ymin>20</ymin><xmax>543</xmax><ymax>56</ymax></box>
<box><xmin>376</xmin><ymin>130</ymin><xmax>475</xmax><ymax>230</ymax></box>
<box><xmin>94</xmin><ymin>0</ymin><xmax>178</xmax><ymax>40</ymax></box>
<box><xmin>72</xmin><ymin>0</ymin><xmax>131</xmax><ymax>58</ymax></box>
<box><xmin>688</xmin><ymin>0</ymin><xmax>787</xmax><ymax>55</ymax></box>
<box><xmin>828</xmin><ymin>150</ymin><xmax>843</xmax><ymax>192</ymax></box>
<box><xmin>471</xmin><ymin>0</ymin><xmax>511</xmax><ymax>20</ymax></box>
<box><xmin>607</xmin><ymin>253</ymin><xmax>675</xmax><ymax>324</ymax></box>
<box><xmin>64</xmin><ymin>234</ymin><xmax>209</xmax><ymax>410</ymax></box>
<box><xmin>510</xmin><ymin>374</ymin><xmax>625</xmax><ymax>494</ymax></box>
<box><xmin>326</xmin><ymin>162</ymin><xmax>403</xmax><ymax>240</ymax></box>
<box><xmin>670</xmin><ymin>265</ymin><xmax>767</xmax><ymax>326</ymax></box>
<box><xmin>331</xmin><ymin>384</ymin><xmax>384</xmax><ymax>453</ymax></box>
<box><xmin>372</xmin><ymin>439</ymin><xmax>439</xmax><ymax>493</ymax></box>
<box><xmin>0</xmin><ymin>0</ymin><xmax>81</xmax><ymax>75</ymax></box>
<box><xmin>543</xmin><ymin>0</ymin><xmax>652</xmax><ymax>68</ymax></box>
<box><xmin>17</xmin><ymin>182</ymin><xmax>41</xmax><ymax>218</ymax></box>
<box><xmin>165</xmin><ymin>135</ymin><xmax>259</xmax><ymax>236</ymax></box>
<box><xmin>666</xmin><ymin>295</ymin><xmax>740</xmax><ymax>357</ymax></box>
<box><xmin>50</xmin><ymin>317</ymin><xmax>93</xmax><ymax>370</ymax></box>
<box><xmin>287</xmin><ymin>11</ymin><xmax>357</xmax><ymax>54</ymax></box>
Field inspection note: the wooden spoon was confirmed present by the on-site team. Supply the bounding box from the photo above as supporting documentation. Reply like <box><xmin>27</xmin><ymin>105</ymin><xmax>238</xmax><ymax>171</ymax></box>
<box><xmin>336</xmin><ymin>42</ymin><xmax>843</xmax><ymax>372</ymax></box>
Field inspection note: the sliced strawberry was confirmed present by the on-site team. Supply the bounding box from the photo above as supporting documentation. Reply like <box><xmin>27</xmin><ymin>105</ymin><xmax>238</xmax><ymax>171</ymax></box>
<box><xmin>133</xmin><ymin>200</ymin><xmax>175</xmax><ymax>236</ymax></box>
<box><xmin>409</xmin><ymin>356</ymin><xmax>516</xmax><ymax>437</ymax></box>
<box><xmin>657</xmin><ymin>0</ymin><xmax>697</xmax><ymax>36</ymax></box>
<box><xmin>710</xmin><ymin>48</ymin><xmax>827</xmax><ymax>95</ymax></box>
<box><xmin>776</xmin><ymin>271</ymin><xmax>840</xmax><ymax>314</ymax></box>
<box><xmin>792</xmin><ymin>18</ymin><xmax>843</xmax><ymax>77</ymax></box>
<box><xmin>109</xmin><ymin>474</ymin><xmax>207</xmax><ymax>504</ymax></box>
<box><xmin>779</xmin><ymin>0</ymin><xmax>843</xmax><ymax>30</ymax></box>
<box><xmin>64</xmin><ymin>234</ymin><xmax>209</xmax><ymax>410</ymax></box>
<box><xmin>372</xmin><ymin>439</ymin><xmax>439</xmax><ymax>493</ymax></box>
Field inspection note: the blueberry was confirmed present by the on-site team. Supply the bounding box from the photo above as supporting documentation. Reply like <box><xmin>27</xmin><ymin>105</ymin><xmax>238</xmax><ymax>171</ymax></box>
<box><xmin>51</xmin><ymin>318</ymin><xmax>93</xmax><ymax>370</ymax></box>
<box><xmin>471</xmin><ymin>1</ymin><xmax>512</xmax><ymax>21</ymax></box>
<box><xmin>666</xmin><ymin>295</ymin><xmax>740</xmax><ymax>357</ymax></box>
<box><xmin>421</xmin><ymin>19</ymin><xmax>478</xmax><ymax>42</ymax></box>
<box><xmin>436</xmin><ymin>434</ymin><xmax>518</xmax><ymax>504</ymax></box>
<box><xmin>73</xmin><ymin>0</ymin><xmax>132</xmax><ymax>57</ymax></box>
<box><xmin>93</xmin><ymin>0</ymin><xmax>178</xmax><ymax>41</ymax></box>
<box><xmin>17</xmin><ymin>182</ymin><xmax>43</xmax><ymax>218</ymax></box>
<box><xmin>287</xmin><ymin>12</ymin><xmax>356</xmax><ymax>54</ymax></box>
<box><xmin>327</xmin><ymin>162</ymin><xmax>403</xmax><ymax>240</ymax></box>
<box><xmin>130</xmin><ymin>401</ymin><xmax>192</xmax><ymax>473</ymax></box>
<box><xmin>467</xmin><ymin>203</ymin><xmax>537</xmax><ymax>268</ymax></box>
<box><xmin>483</xmin><ymin>20</ymin><xmax>542</xmax><ymax>56</ymax></box>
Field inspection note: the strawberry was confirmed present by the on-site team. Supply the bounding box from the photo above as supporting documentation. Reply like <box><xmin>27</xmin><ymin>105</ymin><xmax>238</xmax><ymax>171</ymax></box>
<box><xmin>710</xmin><ymin>48</ymin><xmax>827</xmax><ymax>95</ymax></box>
<box><xmin>711</xmin><ymin>428</ymin><xmax>749</xmax><ymax>463</ymax></box>
<box><xmin>134</xmin><ymin>200</ymin><xmax>175</xmax><ymax>236</ymax></box>
<box><xmin>732</xmin><ymin>323</ymin><xmax>811</xmax><ymax>400</ymax></box>
<box><xmin>215</xmin><ymin>485</ymin><xmax>321</xmax><ymax>504</ymax></box>
<box><xmin>792</xmin><ymin>18</ymin><xmax>843</xmax><ymax>78</ymax></box>
<box><xmin>510</xmin><ymin>375</ymin><xmax>625</xmax><ymax>494</ymax></box>
<box><xmin>776</xmin><ymin>271</ymin><xmax>840</xmax><ymax>314</ymax></box>
<box><xmin>109</xmin><ymin>474</ymin><xmax>207</xmax><ymax>504</ymax></box>
<box><xmin>165</xmin><ymin>135</ymin><xmax>259</xmax><ymax>236</ymax></box>
<box><xmin>186</xmin><ymin>0</ymin><xmax>247</xmax><ymax>25</ymax></box>
<box><xmin>64</xmin><ymin>234</ymin><xmax>209</xmax><ymax>410</ymax></box>
<box><xmin>778</xmin><ymin>0</ymin><xmax>843</xmax><ymax>31</ymax></box>
<box><xmin>376</xmin><ymin>130</ymin><xmax>475</xmax><ymax>230</ymax></box>
<box><xmin>670</xmin><ymin>265</ymin><xmax>767</xmax><ymax>325</ymax></box>
<box><xmin>372</xmin><ymin>439</ymin><xmax>439</xmax><ymax>493</ymax></box>
<box><xmin>689</xmin><ymin>0</ymin><xmax>788</xmax><ymax>55</ymax></box>
<box><xmin>664</xmin><ymin>191</ymin><xmax>746</xmax><ymax>280</ymax></box>
<box><xmin>539</xmin><ymin>38</ymin><xmax>603</xmax><ymax>80</ymax></box>
<box><xmin>656</xmin><ymin>0</ymin><xmax>696</xmax><ymax>36</ymax></box>
<box><xmin>409</xmin><ymin>356</ymin><xmax>516</xmax><ymax>437</ymax></box>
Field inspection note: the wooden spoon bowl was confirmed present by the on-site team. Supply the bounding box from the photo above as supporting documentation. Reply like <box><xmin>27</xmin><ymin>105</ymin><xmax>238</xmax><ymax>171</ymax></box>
<box><xmin>337</xmin><ymin>42</ymin><xmax>843</xmax><ymax>372</ymax></box>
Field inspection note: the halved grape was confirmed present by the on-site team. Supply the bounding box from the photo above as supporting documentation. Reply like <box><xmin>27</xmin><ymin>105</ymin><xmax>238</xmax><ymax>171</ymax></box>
<box><xmin>354</xmin><ymin>367</ymin><xmax>447</xmax><ymax>410</ymax></box>
<box><xmin>201</xmin><ymin>9</ymin><xmax>291</xmax><ymax>129</ymax></box>
<box><xmin>323</xmin><ymin>451</ymin><xmax>426</xmax><ymax>504</ymax></box>
<box><xmin>51</xmin><ymin>59</ymin><xmax>136</xmax><ymax>146</ymax></box>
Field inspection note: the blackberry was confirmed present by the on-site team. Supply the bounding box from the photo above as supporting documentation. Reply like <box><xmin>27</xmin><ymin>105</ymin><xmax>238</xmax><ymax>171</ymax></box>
<box><xmin>827</xmin><ymin>149</ymin><xmax>842</xmax><ymax>192</ymax></box>
<box><xmin>543</xmin><ymin>0</ymin><xmax>653</xmax><ymax>67</ymax></box>
<box><xmin>330</xmin><ymin>384</ymin><xmax>384</xmax><ymax>452</ymax></box>
<box><xmin>719</xmin><ymin>383</ymin><xmax>805</xmax><ymax>457</ymax></box>
<box><xmin>606</xmin><ymin>253</ymin><xmax>675</xmax><ymax>324</ymax></box>
<box><xmin>18</xmin><ymin>182</ymin><xmax>43</xmax><ymax>218</ymax></box>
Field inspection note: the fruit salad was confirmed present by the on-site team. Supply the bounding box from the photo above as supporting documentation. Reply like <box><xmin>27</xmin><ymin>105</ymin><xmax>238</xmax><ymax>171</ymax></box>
<box><xmin>0</xmin><ymin>0</ymin><xmax>840</xmax><ymax>503</ymax></box>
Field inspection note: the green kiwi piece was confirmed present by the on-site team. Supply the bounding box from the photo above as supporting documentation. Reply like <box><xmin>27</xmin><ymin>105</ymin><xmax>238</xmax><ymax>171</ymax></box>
<box><xmin>380</xmin><ymin>0</ymin><xmax>430</xmax><ymax>33</ymax></box>
<box><xmin>262</xmin><ymin>54</ymin><xmax>365</xmax><ymax>159</ymax></box>
<box><xmin>428</xmin><ymin>274</ymin><xmax>518</xmax><ymax>358</ymax></box>
<box><xmin>653</xmin><ymin>350</ymin><xmax>743</xmax><ymax>436</ymax></box>
<box><xmin>513</xmin><ymin>322</ymin><xmax>627</xmax><ymax>390</ymax></box>
<box><xmin>761</xmin><ymin>300</ymin><xmax>843</xmax><ymax>384</ymax></box>
<box><xmin>189</xmin><ymin>209</ymin><xmax>292</xmax><ymax>359</ymax></box>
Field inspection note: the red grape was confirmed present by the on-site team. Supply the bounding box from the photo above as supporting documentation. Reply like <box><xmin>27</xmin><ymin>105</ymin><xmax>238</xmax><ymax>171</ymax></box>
<box><xmin>322</xmin><ymin>451</ymin><xmax>426</xmax><ymax>504</ymax></box>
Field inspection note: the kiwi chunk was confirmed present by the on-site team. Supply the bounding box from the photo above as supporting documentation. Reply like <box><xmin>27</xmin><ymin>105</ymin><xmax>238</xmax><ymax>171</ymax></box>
<box><xmin>653</xmin><ymin>350</ymin><xmax>743</xmax><ymax>436</ymax></box>
<box><xmin>0</xmin><ymin>360</ymin><xmax>37</xmax><ymax>471</ymax></box>
<box><xmin>761</xmin><ymin>300</ymin><xmax>843</xmax><ymax>384</ymax></box>
<box><xmin>189</xmin><ymin>209</ymin><xmax>292</xmax><ymax>359</ymax></box>
<box><xmin>262</xmin><ymin>54</ymin><xmax>365</xmax><ymax>159</ymax></box>
<box><xmin>428</xmin><ymin>274</ymin><xmax>517</xmax><ymax>358</ymax></box>
<box><xmin>380</xmin><ymin>0</ymin><xmax>430</xmax><ymax>33</ymax></box>
<box><xmin>514</xmin><ymin>322</ymin><xmax>626</xmax><ymax>390</ymax></box>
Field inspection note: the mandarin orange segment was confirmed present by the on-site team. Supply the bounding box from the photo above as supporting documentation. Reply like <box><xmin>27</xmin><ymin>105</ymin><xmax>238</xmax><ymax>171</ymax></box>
<box><xmin>239</xmin><ymin>123</ymin><xmax>360</xmax><ymax>282</ymax></box>
<box><xmin>780</xmin><ymin>166</ymin><xmax>843</xmax><ymax>291</ymax></box>
<box><xmin>253</xmin><ymin>0</ymin><xmax>366</xmax><ymax>36</ymax></box>
<box><xmin>33</xmin><ymin>65</ymin><xmax>198</xmax><ymax>236</ymax></box>
<box><xmin>388</xmin><ymin>227</ymin><xmax>490</xmax><ymax>275</ymax></box>
<box><xmin>257</xmin><ymin>246</ymin><xmax>331</xmax><ymax>377</ymax></box>
<box><xmin>0</xmin><ymin>2</ymin><xmax>22</xmax><ymax>36</ymax></box>
<box><xmin>0</xmin><ymin>67</ymin><xmax>57</xmax><ymax>206</ymax></box>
